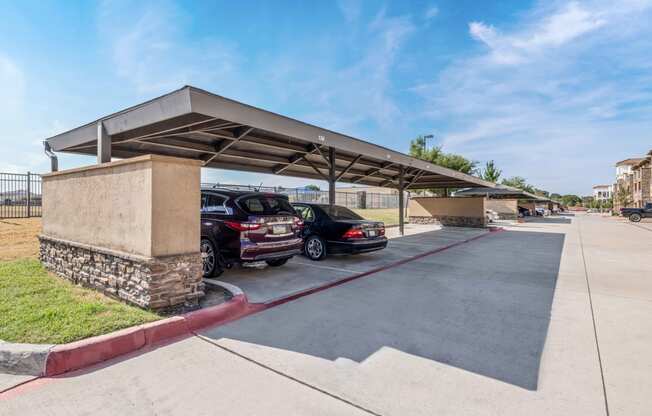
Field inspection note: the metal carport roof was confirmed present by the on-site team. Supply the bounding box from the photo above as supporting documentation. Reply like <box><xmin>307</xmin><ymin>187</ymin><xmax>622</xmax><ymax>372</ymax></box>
<box><xmin>453</xmin><ymin>185</ymin><xmax>548</xmax><ymax>201</ymax></box>
<box><xmin>45</xmin><ymin>86</ymin><xmax>494</xmax><ymax>190</ymax></box>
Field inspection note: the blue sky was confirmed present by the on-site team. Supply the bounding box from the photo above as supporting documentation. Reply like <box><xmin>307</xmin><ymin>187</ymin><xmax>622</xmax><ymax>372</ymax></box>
<box><xmin>1</xmin><ymin>0</ymin><xmax>651</xmax><ymax>195</ymax></box>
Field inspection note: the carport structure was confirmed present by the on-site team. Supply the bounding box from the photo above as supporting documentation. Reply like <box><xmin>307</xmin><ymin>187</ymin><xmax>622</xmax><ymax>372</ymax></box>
<box><xmin>453</xmin><ymin>186</ymin><xmax>558</xmax><ymax>217</ymax></box>
<box><xmin>45</xmin><ymin>86</ymin><xmax>493</xmax><ymax>235</ymax></box>
<box><xmin>39</xmin><ymin>86</ymin><xmax>494</xmax><ymax>311</ymax></box>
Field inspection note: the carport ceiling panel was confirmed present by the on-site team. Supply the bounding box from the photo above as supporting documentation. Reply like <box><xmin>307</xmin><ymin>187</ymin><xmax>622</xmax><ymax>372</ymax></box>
<box><xmin>46</xmin><ymin>86</ymin><xmax>494</xmax><ymax>189</ymax></box>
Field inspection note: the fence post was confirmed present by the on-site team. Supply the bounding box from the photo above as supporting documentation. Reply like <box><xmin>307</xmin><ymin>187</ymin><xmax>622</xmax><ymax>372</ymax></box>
<box><xmin>27</xmin><ymin>171</ymin><xmax>31</xmax><ymax>218</ymax></box>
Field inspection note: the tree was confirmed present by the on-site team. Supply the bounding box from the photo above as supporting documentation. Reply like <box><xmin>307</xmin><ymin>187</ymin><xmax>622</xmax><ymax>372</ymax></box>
<box><xmin>560</xmin><ymin>194</ymin><xmax>582</xmax><ymax>207</ymax></box>
<box><xmin>436</xmin><ymin>153</ymin><xmax>478</xmax><ymax>175</ymax></box>
<box><xmin>615</xmin><ymin>185</ymin><xmax>632</xmax><ymax>208</ymax></box>
<box><xmin>408</xmin><ymin>136</ymin><xmax>477</xmax><ymax>174</ymax></box>
<box><xmin>304</xmin><ymin>184</ymin><xmax>320</xmax><ymax>191</ymax></box>
<box><xmin>481</xmin><ymin>160</ymin><xmax>502</xmax><ymax>182</ymax></box>
<box><xmin>501</xmin><ymin>176</ymin><xmax>536</xmax><ymax>194</ymax></box>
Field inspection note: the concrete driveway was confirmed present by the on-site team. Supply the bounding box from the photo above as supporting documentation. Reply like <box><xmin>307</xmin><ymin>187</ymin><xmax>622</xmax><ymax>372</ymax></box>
<box><xmin>218</xmin><ymin>224</ymin><xmax>487</xmax><ymax>304</ymax></box>
<box><xmin>2</xmin><ymin>214</ymin><xmax>651</xmax><ymax>416</ymax></box>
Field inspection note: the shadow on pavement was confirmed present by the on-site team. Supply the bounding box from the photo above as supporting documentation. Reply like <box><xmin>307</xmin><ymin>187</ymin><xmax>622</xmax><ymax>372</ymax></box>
<box><xmin>202</xmin><ymin>229</ymin><xmax>564</xmax><ymax>391</ymax></box>
<box><xmin>525</xmin><ymin>216</ymin><xmax>572</xmax><ymax>224</ymax></box>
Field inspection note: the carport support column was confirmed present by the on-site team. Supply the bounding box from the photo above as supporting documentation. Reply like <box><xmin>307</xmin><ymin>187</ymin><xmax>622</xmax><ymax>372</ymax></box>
<box><xmin>328</xmin><ymin>147</ymin><xmax>336</xmax><ymax>206</ymax></box>
<box><xmin>398</xmin><ymin>166</ymin><xmax>405</xmax><ymax>236</ymax></box>
<box><xmin>97</xmin><ymin>122</ymin><xmax>111</xmax><ymax>164</ymax></box>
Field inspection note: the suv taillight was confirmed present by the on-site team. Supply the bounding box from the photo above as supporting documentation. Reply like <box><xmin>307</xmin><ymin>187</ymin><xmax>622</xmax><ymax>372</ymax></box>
<box><xmin>342</xmin><ymin>227</ymin><xmax>364</xmax><ymax>239</ymax></box>
<box><xmin>224</xmin><ymin>221</ymin><xmax>262</xmax><ymax>232</ymax></box>
<box><xmin>378</xmin><ymin>227</ymin><xmax>385</xmax><ymax>236</ymax></box>
<box><xmin>292</xmin><ymin>217</ymin><xmax>304</xmax><ymax>229</ymax></box>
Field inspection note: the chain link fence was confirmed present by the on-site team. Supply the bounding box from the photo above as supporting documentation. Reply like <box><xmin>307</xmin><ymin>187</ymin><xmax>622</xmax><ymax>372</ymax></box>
<box><xmin>201</xmin><ymin>183</ymin><xmax>405</xmax><ymax>209</ymax></box>
<box><xmin>0</xmin><ymin>172</ymin><xmax>42</xmax><ymax>218</ymax></box>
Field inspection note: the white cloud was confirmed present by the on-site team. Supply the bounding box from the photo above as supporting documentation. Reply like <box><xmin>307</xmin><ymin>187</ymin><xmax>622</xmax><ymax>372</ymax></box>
<box><xmin>413</xmin><ymin>0</ymin><xmax>652</xmax><ymax>194</ymax></box>
<box><xmin>425</xmin><ymin>5</ymin><xmax>439</xmax><ymax>20</ymax></box>
<box><xmin>337</xmin><ymin>0</ymin><xmax>362</xmax><ymax>22</ymax></box>
<box><xmin>98</xmin><ymin>1</ymin><xmax>242</xmax><ymax>95</ymax></box>
<box><xmin>469</xmin><ymin>2</ymin><xmax>607</xmax><ymax>65</ymax></box>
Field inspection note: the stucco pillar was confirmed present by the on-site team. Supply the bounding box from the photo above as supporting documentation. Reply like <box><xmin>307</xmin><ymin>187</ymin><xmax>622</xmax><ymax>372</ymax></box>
<box><xmin>39</xmin><ymin>155</ymin><xmax>203</xmax><ymax>311</ymax></box>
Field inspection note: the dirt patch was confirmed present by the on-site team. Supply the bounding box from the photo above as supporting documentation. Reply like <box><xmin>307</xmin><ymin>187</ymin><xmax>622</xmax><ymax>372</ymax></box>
<box><xmin>0</xmin><ymin>218</ymin><xmax>41</xmax><ymax>261</ymax></box>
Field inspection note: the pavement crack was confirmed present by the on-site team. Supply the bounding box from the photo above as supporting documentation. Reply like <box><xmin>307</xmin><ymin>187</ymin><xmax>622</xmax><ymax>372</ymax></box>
<box><xmin>194</xmin><ymin>334</ymin><xmax>385</xmax><ymax>416</ymax></box>
<box><xmin>577</xmin><ymin>218</ymin><xmax>610</xmax><ymax>416</ymax></box>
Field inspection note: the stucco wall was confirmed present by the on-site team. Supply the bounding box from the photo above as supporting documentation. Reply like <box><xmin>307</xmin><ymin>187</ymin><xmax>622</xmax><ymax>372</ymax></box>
<box><xmin>486</xmin><ymin>199</ymin><xmax>518</xmax><ymax>216</ymax></box>
<box><xmin>42</xmin><ymin>155</ymin><xmax>201</xmax><ymax>258</ymax></box>
<box><xmin>408</xmin><ymin>197</ymin><xmax>485</xmax><ymax>218</ymax></box>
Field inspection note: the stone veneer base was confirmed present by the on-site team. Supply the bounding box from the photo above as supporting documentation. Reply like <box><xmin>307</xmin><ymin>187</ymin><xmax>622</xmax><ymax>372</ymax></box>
<box><xmin>38</xmin><ymin>235</ymin><xmax>204</xmax><ymax>312</ymax></box>
<box><xmin>409</xmin><ymin>215</ymin><xmax>487</xmax><ymax>228</ymax></box>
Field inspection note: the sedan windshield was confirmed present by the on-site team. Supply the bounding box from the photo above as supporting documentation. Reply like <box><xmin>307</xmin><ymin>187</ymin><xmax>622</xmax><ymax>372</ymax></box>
<box><xmin>321</xmin><ymin>205</ymin><xmax>363</xmax><ymax>220</ymax></box>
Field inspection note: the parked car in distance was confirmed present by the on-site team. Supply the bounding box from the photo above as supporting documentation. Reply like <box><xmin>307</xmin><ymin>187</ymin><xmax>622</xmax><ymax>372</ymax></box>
<box><xmin>518</xmin><ymin>206</ymin><xmax>530</xmax><ymax>217</ymax></box>
<box><xmin>621</xmin><ymin>203</ymin><xmax>652</xmax><ymax>222</ymax></box>
<box><xmin>291</xmin><ymin>203</ymin><xmax>388</xmax><ymax>261</ymax></box>
<box><xmin>485</xmin><ymin>209</ymin><xmax>499</xmax><ymax>223</ymax></box>
<box><xmin>200</xmin><ymin>188</ymin><xmax>303</xmax><ymax>277</ymax></box>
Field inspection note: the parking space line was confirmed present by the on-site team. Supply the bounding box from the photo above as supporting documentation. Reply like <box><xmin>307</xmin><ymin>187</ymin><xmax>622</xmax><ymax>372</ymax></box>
<box><xmin>195</xmin><ymin>335</ymin><xmax>384</xmax><ymax>416</ymax></box>
<box><xmin>291</xmin><ymin>261</ymin><xmax>359</xmax><ymax>274</ymax></box>
<box><xmin>577</xmin><ymin>219</ymin><xmax>611</xmax><ymax>416</ymax></box>
<box><xmin>261</xmin><ymin>229</ymin><xmax>502</xmax><ymax>308</ymax></box>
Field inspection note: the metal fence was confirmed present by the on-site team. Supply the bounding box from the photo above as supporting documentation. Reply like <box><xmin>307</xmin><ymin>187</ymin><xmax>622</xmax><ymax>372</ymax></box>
<box><xmin>0</xmin><ymin>172</ymin><xmax>42</xmax><ymax>218</ymax></box>
<box><xmin>201</xmin><ymin>183</ymin><xmax>403</xmax><ymax>210</ymax></box>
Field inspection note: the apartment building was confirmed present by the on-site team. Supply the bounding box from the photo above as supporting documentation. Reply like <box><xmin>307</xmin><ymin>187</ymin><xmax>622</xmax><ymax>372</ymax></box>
<box><xmin>592</xmin><ymin>184</ymin><xmax>612</xmax><ymax>202</ymax></box>
<box><xmin>632</xmin><ymin>152</ymin><xmax>652</xmax><ymax>208</ymax></box>
<box><xmin>613</xmin><ymin>158</ymin><xmax>644</xmax><ymax>211</ymax></box>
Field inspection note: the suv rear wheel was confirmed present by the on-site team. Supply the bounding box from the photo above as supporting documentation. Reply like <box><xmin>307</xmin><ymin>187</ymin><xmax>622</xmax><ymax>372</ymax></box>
<box><xmin>630</xmin><ymin>213</ymin><xmax>642</xmax><ymax>222</ymax></box>
<box><xmin>266</xmin><ymin>258</ymin><xmax>289</xmax><ymax>267</ymax></box>
<box><xmin>201</xmin><ymin>238</ymin><xmax>224</xmax><ymax>277</ymax></box>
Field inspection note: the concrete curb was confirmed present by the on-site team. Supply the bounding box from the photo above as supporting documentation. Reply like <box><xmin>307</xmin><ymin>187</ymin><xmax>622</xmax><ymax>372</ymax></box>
<box><xmin>42</xmin><ymin>294</ymin><xmax>258</xmax><ymax>377</ymax></box>
<box><xmin>0</xmin><ymin>342</ymin><xmax>53</xmax><ymax>376</ymax></box>
<box><xmin>3</xmin><ymin>227</ymin><xmax>503</xmax><ymax>381</ymax></box>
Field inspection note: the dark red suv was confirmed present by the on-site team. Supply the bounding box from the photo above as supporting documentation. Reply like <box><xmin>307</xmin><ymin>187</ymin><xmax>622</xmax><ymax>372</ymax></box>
<box><xmin>200</xmin><ymin>188</ymin><xmax>303</xmax><ymax>277</ymax></box>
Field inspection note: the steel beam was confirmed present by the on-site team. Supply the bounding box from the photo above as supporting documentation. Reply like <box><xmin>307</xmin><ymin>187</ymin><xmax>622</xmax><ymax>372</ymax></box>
<box><xmin>351</xmin><ymin>162</ymin><xmax>395</xmax><ymax>183</ymax></box>
<box><xmin>398</xmin><ymin>166</ymin><xmax>405</xmax><ymax>236</ymax></box>
<box><xmin>335</xmin><ymin>154</ymin><xmax>362</xmax><ymax>181</ymax></box>
<box><xmin>302</xmin><ymin>156</ymin><xmax>328</xmax><ymax>180</ymax></box>
<box><xmin>97</xmin><ymin>122</ymin><xmax>111</xmax><ymax>164</ymax></box>
<box><xmin>328</xmin><ymin>147</ymin><xmax>336</xmax><ymax>206</ymax></box>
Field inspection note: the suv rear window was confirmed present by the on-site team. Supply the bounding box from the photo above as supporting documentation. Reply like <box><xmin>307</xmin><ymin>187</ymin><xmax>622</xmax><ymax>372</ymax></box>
<box><xmin>238</xmin><ymin>195</ymin><xmax>296</xmax><ymax>216</ymax></box>
<box><xmin>321</xmin><ymin>205</ymin><xmax>363</xmax><ymax>220</ymax></box>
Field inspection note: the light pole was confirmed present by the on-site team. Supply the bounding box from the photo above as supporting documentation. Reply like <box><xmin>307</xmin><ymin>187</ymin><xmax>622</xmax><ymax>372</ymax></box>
<box><xmin>422</xmin><ymin>134</ymin><xmax>434</xmax><ymax>153</ymax></box>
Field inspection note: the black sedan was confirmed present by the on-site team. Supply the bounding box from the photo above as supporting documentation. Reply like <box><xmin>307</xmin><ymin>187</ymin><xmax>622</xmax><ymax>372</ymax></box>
<box><xmin>291</xmin><ymin>203</ymin><xmax>388</xmax><ymax>261</ymax></box>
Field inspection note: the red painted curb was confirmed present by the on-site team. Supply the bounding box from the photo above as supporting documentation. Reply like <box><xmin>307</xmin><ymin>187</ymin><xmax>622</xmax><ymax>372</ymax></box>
<box><xmin>183</xmin><ymin>294</ymin><xmax>261</xmax><ymax>331</ymax></box>
<box><xmin>40</xmin><ymin>228</ymin><xmax>503</xmax><ymax>378</ymax></box>
<box><xmin>142</xmin><ymin>316</ymin><xmax>190</xmax><ymax>346</ymax></box>
<box><xmin>43</xmin><ymin>295</ymin><xmax>251</xmax><ymax>377</ymax></box>
<box><xmin>45</xmin><ymin>325</ymin><xmax>145</xmax><ymax>376</ymax></box>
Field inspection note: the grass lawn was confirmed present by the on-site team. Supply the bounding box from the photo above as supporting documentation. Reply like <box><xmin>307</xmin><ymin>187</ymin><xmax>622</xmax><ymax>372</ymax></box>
<box><xmin>352</xmin><ymin>208</ymin><xmax>406</xmax><ymax>226</ymax></box>
<box><xmin>0</xmin><ymin>259</ymin><xmax>160</xmax><ymax>344</ymax></box>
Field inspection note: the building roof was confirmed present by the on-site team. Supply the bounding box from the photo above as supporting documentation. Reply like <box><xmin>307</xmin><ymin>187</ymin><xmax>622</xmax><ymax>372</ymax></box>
<box><xmin>45</xmin><ymin>86</ymin><xmax>494</xmax><ymax>190</ymax></box>
<box><xmin>615</xmin><ymin>158</ymin><xmax>645</xmax><ymax>166</ymax></box>
<box><xmin>452</xmin><ymin>185</ymin><xmax>546</xmax><ymax>201</ymax></box>
<box><xmin>592</xmin><ymin>184</ymin><xmax>611</xmax><ymax>189</ymax></box>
